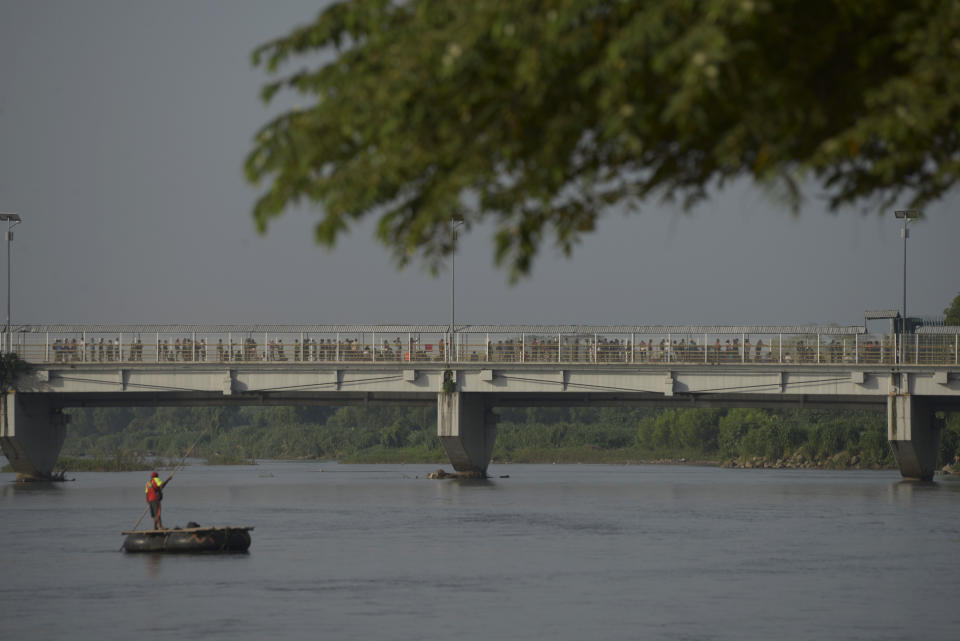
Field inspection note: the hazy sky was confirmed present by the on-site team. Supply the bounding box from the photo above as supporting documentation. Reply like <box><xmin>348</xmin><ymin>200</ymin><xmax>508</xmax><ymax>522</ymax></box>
<box><xmin>1</xmin><ymin>1</ymin><xmax>957</xmax><ymax>328</ymax></box>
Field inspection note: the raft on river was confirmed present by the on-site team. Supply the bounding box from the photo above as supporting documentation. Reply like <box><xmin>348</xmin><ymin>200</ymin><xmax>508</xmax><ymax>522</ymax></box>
<box><xmin>121</xmin><ymin>524</ymin><xmax>253</xmax><ymax>553</ymax></box>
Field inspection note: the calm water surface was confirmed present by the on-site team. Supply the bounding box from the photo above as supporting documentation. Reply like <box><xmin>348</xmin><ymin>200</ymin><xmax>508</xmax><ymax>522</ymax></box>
<box><xmin>1</xmin><ymin>461</ymin><xmax>958</xmax><ymax>641</ymax></box>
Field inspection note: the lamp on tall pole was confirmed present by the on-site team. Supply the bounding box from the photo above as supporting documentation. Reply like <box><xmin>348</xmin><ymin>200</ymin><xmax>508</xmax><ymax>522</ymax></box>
<box><xmin>893</xmin><ymin>209</ymin><xmax>920</xmax><ymax>322</ymax></box>
<box><xmin>894</xmin><ymin>209</ymin><xmax>920</xmax><ymax>364</ymax></box>
<box><xmin>450</xmin><ymin>218</ymin><xmax>462</xmax><ymax>364</ymax></box>
<box><xmin>0</xmin><ymin>213</ymin><xmax>21</xmax><ymax>353</ymax></box>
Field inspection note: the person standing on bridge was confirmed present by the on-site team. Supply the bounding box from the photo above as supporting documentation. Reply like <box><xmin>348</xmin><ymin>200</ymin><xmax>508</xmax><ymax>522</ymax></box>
<box><xmin>145</xmin><ymin>471</ymin><xmax>172</xmax><ymax>530</ymax></box>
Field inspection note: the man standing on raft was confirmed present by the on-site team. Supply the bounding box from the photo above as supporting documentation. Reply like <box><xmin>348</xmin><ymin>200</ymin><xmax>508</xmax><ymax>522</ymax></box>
<box><xmin>145</xmin><ymin>471</ymin><xmax>172</xmax><ymax>530</ymax></box>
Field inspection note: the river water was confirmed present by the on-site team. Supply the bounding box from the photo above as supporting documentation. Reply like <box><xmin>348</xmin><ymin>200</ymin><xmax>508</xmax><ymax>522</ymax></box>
<box><xmin>1</xmin><ymin>461</ymin><xmax>958</xmax><ymax>641</ymax></box>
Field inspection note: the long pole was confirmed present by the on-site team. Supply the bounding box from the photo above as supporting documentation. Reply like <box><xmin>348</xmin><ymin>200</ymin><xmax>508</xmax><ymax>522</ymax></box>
<box><xmin>901</xmin><ymin>216</ymin><xmax>907</xmax><ymax>365</ymax></box>
<box><xmin>450</xmin><ymin>220</ymin><xmax>456</xmax><ymax>364</ymax></box>
<box><xmin>0</xmin><ymin>215</ymin><xmax>20</xmax><ymax>353</ymax></box>
<box><xmin>6</xmin><ymin>224</ymin><xmax>11</xmax><ymax>353</ymax></box>
<box><xmin>902</xmin><ymin>216</ymin><xmax>907</xmax><ymax>322</ymax></box>
<box><xmin>894</xmin><ymin>209</ymin><xmax>919</xmax><ymax>364</ymax></box>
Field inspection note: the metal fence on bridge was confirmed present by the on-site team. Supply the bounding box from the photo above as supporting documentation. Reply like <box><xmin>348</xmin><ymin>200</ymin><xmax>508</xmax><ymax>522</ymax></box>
<box><xmin>6</xmin><ymin>324</ymin><xmax>958</xmax><ymax>366</ymax></box>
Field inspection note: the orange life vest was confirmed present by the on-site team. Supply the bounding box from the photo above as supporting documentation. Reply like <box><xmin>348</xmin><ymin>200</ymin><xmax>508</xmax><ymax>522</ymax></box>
<box><xmin>145</xmin><ymin>477</ymin><xmax>163</xmax><ymax>502</ymax></box>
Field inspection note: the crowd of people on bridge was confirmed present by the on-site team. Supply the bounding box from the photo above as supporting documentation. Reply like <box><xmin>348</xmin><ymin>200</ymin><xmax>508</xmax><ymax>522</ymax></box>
<box><xmin>53</xmin><ymin>337</ymin><xmax>145</xmax><ymax>362</ymax></box>
<box><xmin>35</xmin><ymin>332</ymin><xmax>947</xmax><ymax>365</ymax></box>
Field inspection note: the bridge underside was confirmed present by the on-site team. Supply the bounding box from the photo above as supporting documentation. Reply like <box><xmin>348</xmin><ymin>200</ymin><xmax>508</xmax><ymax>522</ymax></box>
<box><xmin>3</xmin><ymin>385</ymin><xmax>957</xmax><ymax>481</ymax></box>
<box><xmin>39</xmin><ymin>390</ymin><xmax>894</xmax><ymax>411</ymax></box>
<box><xmin>49</xmin><ymin>391</ymin><xmax>439</xmax><ymax>408</ymax></box>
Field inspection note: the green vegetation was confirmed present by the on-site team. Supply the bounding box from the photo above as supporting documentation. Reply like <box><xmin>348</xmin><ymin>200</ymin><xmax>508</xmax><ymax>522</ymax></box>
<box><xmin>50</xmin><ymin>451</ymin><xmax>169</xmax><ymax>473</ymax></box>
<box><xmin>59</xmin><ymin>405</ymin><xmax>443</xmax><ymax>465</ymax></box>
<box><xmin>52</xmin><ymin>403</ymin><xmax>960</xmax><ymax>472</ymax></box>
<box><xmin>491</xmin><ymin>407</ymin><xmax>900</xmax><ymax>469</ymax></box>
<box><xmin>945</xmin><ymin>291</ymin><xmax>960</xmax><ymax>325</ymax></box>
<box><xmin>0</xmin><ymin>352</ymin><xmax>30</xmax><ymax>393</ymax></box>
<box><xmin>248</xmin><ymin>1</ymin><xmax>960</xmax><ymax>280</ymax></box>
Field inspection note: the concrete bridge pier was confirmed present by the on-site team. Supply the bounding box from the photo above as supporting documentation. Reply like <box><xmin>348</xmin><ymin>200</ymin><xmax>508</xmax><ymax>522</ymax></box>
<box><xmin>888</xmin><ymin>395</ymin><xmax>941</xmax><ymax>481</ymax></box>
<box><xmin>437</xmin><ymin>391</ymin><xmax>498</xmax><ymax>477</ymax></box>
<box><xmin>1</xmin><ymin>392</ymin><xmax>69</xmax><ymax>480</ymax></box>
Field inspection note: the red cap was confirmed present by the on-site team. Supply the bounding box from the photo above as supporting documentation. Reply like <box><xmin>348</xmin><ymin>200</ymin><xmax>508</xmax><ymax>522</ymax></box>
<box><xmin>151</xmin><ymin>472</ymin><xmax>159</xmax><ymax>477</ymax></box>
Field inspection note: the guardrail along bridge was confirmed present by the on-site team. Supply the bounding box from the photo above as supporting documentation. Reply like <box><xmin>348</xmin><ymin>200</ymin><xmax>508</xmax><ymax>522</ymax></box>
<box><xmin>2</xmin><ymin>322</ymin><xmax>958</xmax><ymax>481</ymax></box>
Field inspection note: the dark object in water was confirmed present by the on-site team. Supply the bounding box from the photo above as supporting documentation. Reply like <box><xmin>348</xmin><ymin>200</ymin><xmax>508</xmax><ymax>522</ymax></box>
<box><xmin>121</xmin><ymin>524</ymin><xmax>253</xmax><ymax>553</ymax></box>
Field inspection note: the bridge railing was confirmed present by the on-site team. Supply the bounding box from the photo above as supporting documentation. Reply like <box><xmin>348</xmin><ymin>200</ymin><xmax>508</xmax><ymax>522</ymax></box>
<box><xmin>6</xmin><ymin>325</ymin><xmax>958</xmax><ymax>366</ymax></box>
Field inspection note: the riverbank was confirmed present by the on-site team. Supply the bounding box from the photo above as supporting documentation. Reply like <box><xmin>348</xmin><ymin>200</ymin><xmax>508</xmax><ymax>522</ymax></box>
<box><xmin>721</xmin><ymin>449</ymin><xmax>897</xmax><ymax>471</ymax></box>
<box><xmin>0</xmin><ymin>451</ymin><xmax>913</xmax><ymax>475</ymax></box>
<box><xmin>341</xmin><ymin>445</ymin><xmax>899</xmax><ymax>471</ymax></box>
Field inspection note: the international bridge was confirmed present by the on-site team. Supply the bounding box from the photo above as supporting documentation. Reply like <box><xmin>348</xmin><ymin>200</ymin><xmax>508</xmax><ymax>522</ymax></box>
<box><xmin>2</xmin><ymin>321</ymin><xmax>959</xmax><ymax>481</ymax></box>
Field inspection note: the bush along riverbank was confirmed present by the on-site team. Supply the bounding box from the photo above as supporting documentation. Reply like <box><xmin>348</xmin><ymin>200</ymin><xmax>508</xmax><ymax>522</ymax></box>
<box><xmin>46</xmin><ymin>451</ymin><xmax>172</xmax><ymax>473</ymax></box>
<box><xmin>45</xmin><ymin>405</ymin><xmax>960</xmax><ymax>473</ymax></box>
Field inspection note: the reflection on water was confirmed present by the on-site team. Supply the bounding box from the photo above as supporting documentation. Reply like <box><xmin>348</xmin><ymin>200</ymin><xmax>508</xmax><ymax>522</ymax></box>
<box><xmin>0</xmin><ymin>481</ymin><xmax>65</xmax><ymax>496</ymax></box>
<box><xmin>2</xmin><ymin>462</ymin><xmax>959</xmax><ymax>641</ymax></box>
<box><xmin>888</xmin><ymin>476</ymin><xmax>960</xmax><ymax>504</ymax></box>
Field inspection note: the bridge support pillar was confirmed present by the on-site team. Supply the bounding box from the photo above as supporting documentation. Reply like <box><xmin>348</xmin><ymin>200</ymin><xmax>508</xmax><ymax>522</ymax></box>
<box><xmin>1</xmin><ymin>393</ymin><xmax>69</xmax><ymax>481</ymax></box>
<box><xmin>888</xmin><ymin>395</ymin><xmax>941</xmax><ymax>481</ymax></box>
<box><xmin>437</xmin><ymin>391</ymin><xmax>497</xmax><ymax>477</ymax></box>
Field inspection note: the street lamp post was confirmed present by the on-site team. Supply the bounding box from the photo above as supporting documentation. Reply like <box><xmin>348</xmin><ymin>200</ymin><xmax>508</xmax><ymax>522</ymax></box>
<box><xmin>450</xmin><ymin>219</ymin><xmax>462</xmax><ymax>364</ymax></box>
<box><xmin>0</xmin><ymin>213</ymin><xmax>21</xmax><ymax>354</ymax></box>
<box><xmin>894</xmin><ymin>209</ymin><xmax>920</xmax><ymax>363</ymax></box>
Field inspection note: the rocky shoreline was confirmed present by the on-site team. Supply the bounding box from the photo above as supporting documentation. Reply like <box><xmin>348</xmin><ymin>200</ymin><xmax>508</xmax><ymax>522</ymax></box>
<box><xmin>720</xmin><ymin>452</ymin><xmax>960</xmax><ymax>475</ymax></box>
<box><xmin>721</xmin><ymin>449</ymin><xmax>892</xmax><ymax>471</ymax></box>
